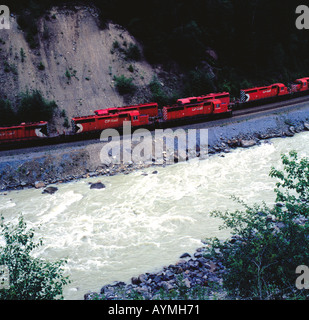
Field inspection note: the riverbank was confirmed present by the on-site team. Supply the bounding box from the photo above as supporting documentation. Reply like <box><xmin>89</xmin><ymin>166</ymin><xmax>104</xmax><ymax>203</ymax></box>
<box><xmin>84</xmin><ymin>243</ymin><xmax>227</xmax><ymax>300</ymax></box>
<box><xmin>0</xmin><ymin>102</ymin><xmax>309</xmax><ymax>192</ymax></box>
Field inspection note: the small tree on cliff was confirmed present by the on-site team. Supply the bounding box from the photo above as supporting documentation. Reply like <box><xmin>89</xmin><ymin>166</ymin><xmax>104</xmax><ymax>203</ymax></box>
<box><xmin>207</xmin><ymin>151</ymin><xmax>309</xmax><ymax>300</ymax></box>
<box><xmin>0</xmin><ymin>215</ymin><xmax>70</xmax><ymax>300</ymax></box>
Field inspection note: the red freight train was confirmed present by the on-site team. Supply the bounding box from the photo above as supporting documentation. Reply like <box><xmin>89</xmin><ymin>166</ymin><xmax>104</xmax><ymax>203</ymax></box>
<box><xmin>1</xmin><ymin>76</ymin><xmax>309</xmax><ymax>146</ymax></box>
<box><xmin>0</xmin><ymin>121</ymin><xmax>48</xmax><ymax>143</ymax></box>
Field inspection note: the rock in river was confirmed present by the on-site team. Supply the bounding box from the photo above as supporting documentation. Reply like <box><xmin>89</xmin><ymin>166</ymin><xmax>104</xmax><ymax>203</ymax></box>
<box><xmin>42</xmin><ymin>186</ymin><xmax>58</xmax><ymax>194</ymax></box>
<box><xmin>240</xmin><ymin>139</ymin><xmax>257</xmax><ymax>148</ymax></box>
<box><xmin>90</xmin><ymin>182</ymin><xmax>105</xmax><ymax>189</ymax></box>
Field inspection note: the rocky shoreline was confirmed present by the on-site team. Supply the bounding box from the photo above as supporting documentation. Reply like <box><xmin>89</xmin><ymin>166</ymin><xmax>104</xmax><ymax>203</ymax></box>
<box><xmin>1</xmin><ymin>118</ymin><xmax>309</xmax><ymax>194</ymax></box>
<box><xmin>84</xmin><ymin>243</ymin><xmax>227</xmax><ymax>300</ymax></box>
<box><xmin>0</xmin><ymin>112</ymin><xmax>309</xmax><ymax>193</ymax></box>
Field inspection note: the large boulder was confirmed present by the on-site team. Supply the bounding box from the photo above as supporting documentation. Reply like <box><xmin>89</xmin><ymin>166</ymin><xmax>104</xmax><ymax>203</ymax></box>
<box><xmin>90</xmin><ymin>182</ymin><xmax>105</xmax><ymax>189</ymax></box>
<box><xmin>42</xmin><ymin>186</ymin><xmax>58</xmax><ymax>194</ymax></box>
<box><xmin>240</xmin><ymin>139</ymin><xmax>257</xmax><ymax>148</ymax></box>
<box><xmin>34</xmin><ymin>181</ymin><xmax>45</xmax><ymax>189</ymax></box>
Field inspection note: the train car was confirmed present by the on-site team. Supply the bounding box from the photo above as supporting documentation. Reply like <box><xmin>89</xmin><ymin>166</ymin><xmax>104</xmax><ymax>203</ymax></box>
<box><xmin>290</xmin><ymin>77</ymin><xmax>309</xmax><ymax>93</ymax></box>
<box><xmin>94</xmin><ymin>102</ymin><xmax>159</xmax><ymax>118</ymax></box>
<box><xmin>240</xmin><ymin>83</ymin><xmax>289</xmax><ymax>103</ymax></box>
<box><xmin>163</xmin><ymin>98</ymin><xmax>228</xmax><ymax>121</ymax></box>
<box><xmin>72</xmin><ymin>110</ymin><xmax>149</xmax><ymax>134</ymax></box>
<box><xmin>0</xmin><ymin>121</ymin><xmax>48</xmax><ymax>144</ymax></box>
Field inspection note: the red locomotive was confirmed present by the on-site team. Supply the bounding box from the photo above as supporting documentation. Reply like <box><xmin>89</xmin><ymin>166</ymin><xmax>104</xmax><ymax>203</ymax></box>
<box><xmin>163</xmin><ymin>98</ymin><xmax>230</xmax><ymax>121</ymax></box>
<box><xmin>240</xmin><ymin>83</ymin><xmax>289</xmax><ymax>103</ymax></box>
<box><xmin>0</xmin><ymin>121</ymin><xmax>48</xmax><ymax>143</ymax></box>
<box><xmin>290</xmin><ymin>77</ymin><xmax>309</xmax><ymax>93</ymax></box>
<box><xmin>71</xmin><ymin>110</ymin><xmax>149</xmax><ymax>134</ymax></box>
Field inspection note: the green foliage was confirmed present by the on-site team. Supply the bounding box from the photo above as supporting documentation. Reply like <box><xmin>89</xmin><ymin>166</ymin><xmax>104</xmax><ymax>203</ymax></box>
<box><xmin>3</xmin><ymin>62</ymin><xmax>18</xmax><ymax>75</ymax></box>
<box><xmin>148</xmin><ymin>76</ymin><xmax>176</xmax><ymax>107</ymax></box>
<box><xmin>128</xmin><ymin>64</ymin><xmax>134</xmax><ymax>73</ymax></box>
<box><xmin>17</xmin><ymin>90</ymin><xmax>57</xmax><ymax>122</ymax></box>
<box><xmin>207</xmin><ymin>151</ymin><xmax>309</xmax><ymax>300</ymax></box>
<box><xmin>0</xmin><ymin>99</ymin><xmax>15</xmax><ymax>126</ymax></box>
<box><xmin>20</xmin><ymin>48</ymin><xmax>26</xmax><ymax>63</ymax></box>
<box><xmin>38</xmin><ymin>62</ymin><xmax>45</xmax><ymax>70</ymax></box>
<box><xmin>184</xmin><ymin>70</ymin><xmax>215</xmax><ymax>97</ymax></box>
<box><xmin>270</xmin><ymin>151</ymin><xmax>309</xmax><ymax>217</ymax></box>
<box><xmin>65</xmin><ymin>69</ymin><xmax>71</xmax><ymax>81</ymax></box>
<box><xmin>125</xmin><ymin>43</ymin><xmax>141</xmax><ymax>61</ymax></box>
<box><xmin>0</xmin><ymin>91</ymin><xmax>58</xmax><ymax>126</ymax></box>
<box><xmin>0</xmin><ymin>215</ymin><xmax>69</xmax><ymax>300</ymax></box>
<box><xmin>113</xmin><ymin>75</ymin><xmax>137</xmax><ymax>95</ymax></box>
<box><xmin>63</xmin><ymin>117</ymin><xmax>70</xmax><ymax>128</ymax></box>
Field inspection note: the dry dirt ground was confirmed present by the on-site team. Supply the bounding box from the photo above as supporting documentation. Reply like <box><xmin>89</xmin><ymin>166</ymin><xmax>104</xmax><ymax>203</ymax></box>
<box><xmin>0</xmin><ymin>5</ymin><xmax>164</xmax><ymax>131</ymax></box>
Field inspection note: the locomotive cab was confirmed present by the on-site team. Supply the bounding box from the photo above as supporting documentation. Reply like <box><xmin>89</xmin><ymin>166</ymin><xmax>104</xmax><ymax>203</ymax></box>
<box><xmin>271</xmin><ymin>83</ymin><xmax>288</xmax><ymax>96</ymax></box>
<box><xmin>128</xmin><ymin>111</ymin><xmax>150</xmax><ymax>126</ymax></box>
<box><xmin>292</xmin><ymin>78</ymin><xmax>309</xmax><ymax>92</ymax></box>
<box><xmin>209</xmin><ymin>99</ymin><xmax>226</xmax><ymax>114</ymax></box>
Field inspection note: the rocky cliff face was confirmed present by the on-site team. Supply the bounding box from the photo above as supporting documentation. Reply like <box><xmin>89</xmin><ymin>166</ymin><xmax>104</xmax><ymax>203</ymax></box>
<box><xmin>0</xmin><ymin>5</ymin><xmax>158</xmax><ymax>130</ymax></box>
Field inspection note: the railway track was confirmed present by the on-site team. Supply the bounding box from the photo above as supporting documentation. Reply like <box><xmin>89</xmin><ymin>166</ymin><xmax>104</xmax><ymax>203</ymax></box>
<box><xmin>233</xmin><ymin>94</ymin><xmax>309</xmax><ymax>117</ymax></box>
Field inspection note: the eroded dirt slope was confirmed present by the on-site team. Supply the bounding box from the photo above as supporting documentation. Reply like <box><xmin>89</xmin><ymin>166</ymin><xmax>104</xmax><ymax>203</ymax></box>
<box><xmin>0</xmin><ymin>5</ymin><xmax>159</xmax><ymax>130</ymax></box>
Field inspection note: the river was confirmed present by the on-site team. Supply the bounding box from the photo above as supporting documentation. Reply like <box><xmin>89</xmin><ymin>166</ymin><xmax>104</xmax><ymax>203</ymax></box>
<box><xmin>0</xmin><ymin>131</ymin><xmax>309</xmax><ymax>299</ymax></box>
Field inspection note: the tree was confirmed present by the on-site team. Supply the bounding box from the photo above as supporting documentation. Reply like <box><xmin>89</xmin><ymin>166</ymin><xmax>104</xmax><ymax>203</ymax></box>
<box><xmin>0</xmin><ymin>99</ymin><xmax>16</xmax><ymax>126</ymax></box>
<box><xmin>17</xmin><ymin>90</ymin><xmax>57</xmax><ymax>123</ymax></box>
<box><xmin>207</xmin><ymin>151</ymin><xmax>309</xmax><ymax>300</ymax></box>
<box><xmin>113</xmin><ymin>75</ymin><xmax>137</xmax><ymax>95</ymax></box>
<box><xmin>0</xmin><ymin>215</ymin><xmax>69</xmax><ymax>300</ymax></box>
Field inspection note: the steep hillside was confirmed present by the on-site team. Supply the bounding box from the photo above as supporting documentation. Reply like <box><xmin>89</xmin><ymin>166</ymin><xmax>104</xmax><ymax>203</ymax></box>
<box><xmin>0</xmin><ymin>6</ymin><xmax>169</xmax><ymax>131</ymax></box>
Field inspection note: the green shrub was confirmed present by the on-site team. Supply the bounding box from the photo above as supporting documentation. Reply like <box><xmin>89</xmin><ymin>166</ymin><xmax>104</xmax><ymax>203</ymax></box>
<box><xmin>149</xmin><ymin>76</ymin><xmax>179</xmax><ymax>107</ymax></box>
<box><xmin>63</xmin><ymin>117</ymin><xmax>70</xmax><ymax>128</ymax></box>
<box><xmin>65</xmin><ymin>69</ymin><xmax>71</xmax><ymax>81</ymax></box>
<box><xmin>113</xmin><ymin>75</ymin><xmax>137</xmax><ymax>95</ymax></box>
<box><xmin>20</xmin><ymin>48</ymin><xmax>26</xmax><ymax>63</ymax></box>
<box><xmin>17</xmin><ymin>90</ymin><xmax>57</xmax><ymax>122</ymax></box>
<box><xmin>38</xmin><ymin>62</ymin><xmax>45</xmax><ymax>70</ymax></box>
<box><xmin>0</xmin><ymin>215</ymin><xmax>69</xmax><ymax>300</ymax></box>
<box><xmin>125</xmin><ymin>43</ymin><xmax>141</xmax><ymax>61</ymax></box>
<box><xmin>0</xmin><ymin>99</ymin><xmax>15</xmax><ymax>126</ymax></box>
<box><xmin>3</xmin><ymin>61</ymin><xmax>10</xmax><ymax>73</ymax></box>
<box><xmin>183</xmin><ymin>70</ymin><xmax>215</xmax><ymax>97</ymax></box>
<box><xmin>207</xmin><ymin>151</ymin><xmax>309</xmax><ymax>300</ymax></box>
<box><xmin>128</xmin><ymin>64</ymin><xmax>134</xmax><ymax>73</ymax></box>
<box><xmin>149</xmin><ymin>76</ymin><xmax>169</xmax><ymax>106</ymax></box>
